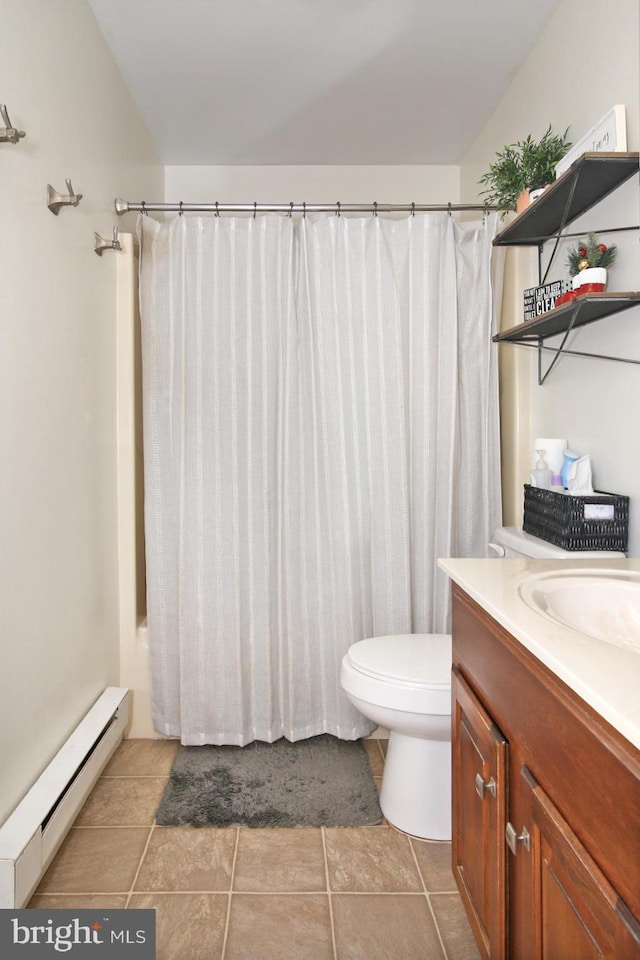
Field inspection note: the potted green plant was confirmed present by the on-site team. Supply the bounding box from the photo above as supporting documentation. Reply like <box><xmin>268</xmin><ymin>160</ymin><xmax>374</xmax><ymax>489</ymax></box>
<box><xmin>479</xmin><ymin>125</ymin><xmax>571</xmax><ymax>216</ymax></box>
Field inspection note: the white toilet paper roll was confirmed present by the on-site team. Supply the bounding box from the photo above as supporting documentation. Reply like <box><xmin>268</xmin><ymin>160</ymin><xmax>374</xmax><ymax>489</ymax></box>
<box><xmin>533</xmin><ymin>438</ymin><xmax>567</xmax><ymax>476</ymax></box>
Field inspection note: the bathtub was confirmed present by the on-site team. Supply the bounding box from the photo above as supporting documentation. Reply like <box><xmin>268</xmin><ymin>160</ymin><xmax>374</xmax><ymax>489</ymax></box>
<box><xmin>118</xmin><ymin>618</ymin><xmax>157</xmax><ymax>739</ymax></box>
<box><xmin>116</xmin><ymin>236</ymin><xmax>162</xmax><ymax>739</ymax></box>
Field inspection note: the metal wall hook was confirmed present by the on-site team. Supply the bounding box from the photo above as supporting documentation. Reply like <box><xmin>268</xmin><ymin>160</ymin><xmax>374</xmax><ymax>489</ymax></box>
<box><xmin>0</xmin><ymin>104</ymin><xmax>26</xmax><ymax>144</ymax></box>
<box><xmin>47</xmin><ymin>178</ymin><xmax>83</xmax><ymax>215</ymax></box>
<box><xmin>94</xmin><ymin>226</ymin><xmax>122</xmax><ymax>257</ymax></box>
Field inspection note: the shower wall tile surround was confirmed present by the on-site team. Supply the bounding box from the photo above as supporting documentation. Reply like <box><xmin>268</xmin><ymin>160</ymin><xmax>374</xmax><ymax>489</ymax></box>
<box><xmin>30</xmin><ymin>738</ymin><xmax>480</xmax><ymax>960</ymax></box>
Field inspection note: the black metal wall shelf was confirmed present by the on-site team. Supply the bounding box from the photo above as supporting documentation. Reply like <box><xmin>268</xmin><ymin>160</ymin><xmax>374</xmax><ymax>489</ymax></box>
<box><xmin>495</xmin><ymin>292</ymin><xmax>640</xmax><ymax>342</ymax></box>
<box><xmin>494</xmin><ymin>292</ymin><xmax>640</xmax><ymax>384</ymax></box>
<box><xmin>492</xmin><ymin>151</ymin><xmax>640</xmax><ymax>382</ymax></box>
<box><xmin>493</xmin><ymin>152</ymin><xmax>639</xmax><ymax>247</ymax></box>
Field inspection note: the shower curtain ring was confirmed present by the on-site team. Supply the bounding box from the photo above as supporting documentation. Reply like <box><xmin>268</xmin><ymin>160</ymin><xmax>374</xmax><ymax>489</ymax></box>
<box><xmin>302</xmin><ymin>202</ymin><xmax>306</xmax><ymax>218</ymax></box>
<box><xmin>447</xmin><ymin>202</ymin><xmax>452</xmax><ymax>217</ymax></box>
<box><xmin>373</xmin><ymin>201</ymin><xmax>378</xmax><ymax>217</ymax></box>
<box><xmin>178</xmin><ymin>201</ymin><xmax>183</xmax><ymax>217</ymax></box>
<box><xmin>141</xmin><ymin>200</ymin><xmax>147</xmax><ymax>216</ymax></box>
<box><xmin>215</xmin><ymin>201</ymin><xmax>219</xmax><ymax>217</ymax></box>
<box><xmin>253</xmin><ymin>202</ymin><xmax>257</xmax><ymax>219</ymax></box>
<box><xmin>411</xmin><ymin>202</ymin><xmax>415</xmax><ymax>217</ymax></box>
<box><xmin>289</xmin><ymin>202</ymin><xmax>293</xmax><ymax>218</ymax></box>
<box><xmin>336</xmin><ymin>201</ymin><xmax>341</xmax><ymax>217</ymax></box>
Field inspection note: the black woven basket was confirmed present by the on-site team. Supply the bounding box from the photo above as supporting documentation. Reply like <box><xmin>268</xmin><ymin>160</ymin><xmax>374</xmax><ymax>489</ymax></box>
<box><xmin>523</xmin><ymin>484</ymin><xmax>629</xmax><ymax>552</ymax></box>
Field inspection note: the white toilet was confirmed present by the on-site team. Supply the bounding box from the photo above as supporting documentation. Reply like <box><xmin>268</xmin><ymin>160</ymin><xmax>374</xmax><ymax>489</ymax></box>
<box><xmin>340</xmin><ymin>526</ymin><xmax>626</xmax><ymax>840</ymax></box>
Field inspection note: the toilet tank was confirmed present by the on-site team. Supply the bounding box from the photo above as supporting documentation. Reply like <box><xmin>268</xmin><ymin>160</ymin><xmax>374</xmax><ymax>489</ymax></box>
<box><xmin>489</xmin><ymin>526</ymin><xmax>626</xmax><ymax>559</ymax></box>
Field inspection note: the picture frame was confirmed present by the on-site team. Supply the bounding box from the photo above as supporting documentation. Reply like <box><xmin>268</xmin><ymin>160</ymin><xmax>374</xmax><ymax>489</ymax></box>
<box><xmin>555</xmin><ymin>105</ymin><xmax>627</xmax><ymax>178</ymax></box>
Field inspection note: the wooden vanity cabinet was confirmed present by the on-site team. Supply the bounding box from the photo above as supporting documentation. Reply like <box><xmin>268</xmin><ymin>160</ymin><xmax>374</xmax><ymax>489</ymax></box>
<box><xmin>451</xmin><ymin>584</ymin><xmax>640</xmax><ymax>960</ymax></box>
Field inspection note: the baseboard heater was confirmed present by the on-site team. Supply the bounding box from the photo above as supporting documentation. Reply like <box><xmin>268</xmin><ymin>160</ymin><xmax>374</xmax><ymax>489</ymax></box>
<box><xmin>0</xmin><ymin>687</ymin><xmax>131</xmax><ymax>908</ymax></box>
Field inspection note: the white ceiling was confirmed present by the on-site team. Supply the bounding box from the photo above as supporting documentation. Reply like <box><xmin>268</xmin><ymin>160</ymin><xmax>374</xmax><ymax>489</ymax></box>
<box><xmin>88</xmin><ymin>0</ymin><xmax>563</xmax><ymax>166</ymax></box>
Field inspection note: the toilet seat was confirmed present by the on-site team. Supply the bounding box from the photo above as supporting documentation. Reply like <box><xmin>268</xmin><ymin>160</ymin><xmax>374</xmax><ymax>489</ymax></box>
<box><xmin>345</xmin><ymin>634</ymin><xmax>451</xmax><ymax>688</ymax></box>
<box><xmin>341</xmin><ymin>633</ymin><xmax>452</xmax><ymax>715</ymax></box>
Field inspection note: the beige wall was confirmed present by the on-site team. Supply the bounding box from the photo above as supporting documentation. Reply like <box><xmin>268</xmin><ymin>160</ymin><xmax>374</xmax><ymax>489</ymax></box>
<box><xmin>164</xmin><ymin>164</ymin><xmax>460</xmax><ymax>208</ymax></box>
<box><xmin>461</xmin><ymin>0</ymin><xmax>640</xmax><ymax>552</ymax></box>
<box><xmin>0</xmin><ymin>0</ymin><xmax>161</xmax><ymax>825</ymax></box>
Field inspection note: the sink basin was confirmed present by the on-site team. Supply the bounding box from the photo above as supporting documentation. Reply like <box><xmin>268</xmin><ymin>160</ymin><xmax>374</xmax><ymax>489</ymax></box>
<box><xmin>518</xmin><ymin>569</ymin><xmax>640</xmax><ymax>652</ymax></box>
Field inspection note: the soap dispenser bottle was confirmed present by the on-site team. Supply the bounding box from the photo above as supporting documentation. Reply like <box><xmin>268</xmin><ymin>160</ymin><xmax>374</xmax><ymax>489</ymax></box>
<box><xmin>531</xmin><ymin>450</ymin><xmax>553</xmax><ymax>489</ymax></box>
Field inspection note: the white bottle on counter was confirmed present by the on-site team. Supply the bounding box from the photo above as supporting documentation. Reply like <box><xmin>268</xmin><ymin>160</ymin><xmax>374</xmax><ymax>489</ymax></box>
<box><xmin>530</xmin><ymin>450</ymin><xmax>553</xmax><ymax>489</ymax></box>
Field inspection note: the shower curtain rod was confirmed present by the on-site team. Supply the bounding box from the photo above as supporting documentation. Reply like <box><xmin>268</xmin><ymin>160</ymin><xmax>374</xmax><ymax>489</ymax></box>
<box><xmin>114</xmin><ymin>198</ymin><xmax>498</xmax><ymax>216</ymax></box>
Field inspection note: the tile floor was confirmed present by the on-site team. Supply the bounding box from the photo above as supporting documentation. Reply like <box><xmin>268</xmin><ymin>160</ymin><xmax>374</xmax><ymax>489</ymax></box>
<box><xmin>30</xmin><ymin>738</ymin><xmax>480</xmax><ymax>960</ymax></box>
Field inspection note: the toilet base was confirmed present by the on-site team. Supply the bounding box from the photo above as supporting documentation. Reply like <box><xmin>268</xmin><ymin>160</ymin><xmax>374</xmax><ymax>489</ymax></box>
<box><xmin>380</xmin><ymin>731</ymin><xmax>451</xmax><ymax>840</ymax></box>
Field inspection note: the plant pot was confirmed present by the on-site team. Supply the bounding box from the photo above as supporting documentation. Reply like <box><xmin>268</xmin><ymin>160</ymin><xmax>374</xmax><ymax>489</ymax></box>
<box><xmin>528</xmin><ymin>185</ymin><xmax>548</xmax><ymax>203</ymax></box>
<box><xmin>572</xmin><ymin>267</ymin><xmax>607</xmax><ymax>292</ymax></box>
<box><xmin>516</xmin><ymin>184</ymin><xmax>550</xmax><ymax>214</ymax></box>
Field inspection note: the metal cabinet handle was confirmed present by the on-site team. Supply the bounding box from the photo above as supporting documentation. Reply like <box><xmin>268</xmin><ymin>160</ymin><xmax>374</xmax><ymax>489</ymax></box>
<box><xmin>505</xmin><ymin>822</ymin><xmax>530</xmax><ymax>855</ymax></box>
<box><xmin>475</xmin><ymin>772</ymin><xmax>496</xmax><ymax>799</ymax></box>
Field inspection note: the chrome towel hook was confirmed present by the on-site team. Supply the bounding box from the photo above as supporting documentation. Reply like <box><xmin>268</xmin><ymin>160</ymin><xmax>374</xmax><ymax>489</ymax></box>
<box><xmin>0</xmin><ymin>104</ymin><xmax>26</xmax><ymax>144</ymax></box>
<box><xmin>94</xmin><ymin>226</ymin><xmax>122</xmax><ymax>257</ymax></box>
<box><xmin>47</xmin><ymin>178</ymin><xmax>83</xmax><ymax>215</ymax></box>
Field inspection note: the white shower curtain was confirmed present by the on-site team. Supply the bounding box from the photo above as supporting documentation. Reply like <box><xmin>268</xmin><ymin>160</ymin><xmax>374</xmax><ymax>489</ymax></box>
<box><xmin>138</xmin><ymin>211</ymin><xmax>501</xmax><ymax>744</ymax></box>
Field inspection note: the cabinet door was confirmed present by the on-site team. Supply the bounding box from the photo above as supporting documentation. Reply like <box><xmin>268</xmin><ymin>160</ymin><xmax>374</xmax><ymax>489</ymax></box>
<box><xmin>452</xmin><ymin>666</ymin><xmax>508</xmax><ymax>960</ymax></box>
<box><xmin>521</xmin><ymin>765</ymin><xmax>640</xmax><ymax>960</ymax></box>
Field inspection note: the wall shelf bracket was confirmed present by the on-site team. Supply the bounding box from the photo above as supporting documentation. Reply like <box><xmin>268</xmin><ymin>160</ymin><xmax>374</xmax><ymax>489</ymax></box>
<box><xmin>536</xmin><ymin>317</ymin><xmax>576</xmax><ymax>384</ymax></box>
<box><xmin>499</xmin><ymin>336</ymin><xmax>640</xmax><ymax>385</ymax></box>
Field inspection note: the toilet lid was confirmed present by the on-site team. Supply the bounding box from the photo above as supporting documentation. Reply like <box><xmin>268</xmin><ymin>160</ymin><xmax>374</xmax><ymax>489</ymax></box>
<box><xmin>345</xmin><ymin>634</ymin><xmax>451</xmax><ymax>688</ymax></box>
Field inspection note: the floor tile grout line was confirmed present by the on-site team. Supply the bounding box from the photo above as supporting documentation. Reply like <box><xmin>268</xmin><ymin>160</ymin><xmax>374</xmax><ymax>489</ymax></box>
<box><xmin>71</xmin><ymin>825</ymin><xmax>160</xmax><ymax>830</ymax></box>
<box><xmin>100</xmin><ymin>775</ymin><xmax>173</xmax><ymax>780</ymax></box>
<box><xmin>37</xmin><ymin>889</ymin><xmax>444</xmax><ymax>898</ymax></box>
<box><xmin>425</xmin><ymin>891</ymin><xmax>450</xmax><ymax>960</ymax></box>
<box><xmin>409</xmin><ymin>829</ymin><xmax>454</xmax><ymax>960</ymax></box>
<box><xmin>125</xmin><ymin>824</ymin><xmax>155</xmax><ymax>908</ymax></box>
<box><xmin>220</xmin><ymin>827</ymin><xmax>240</xmax><ymax>960</ymax></box>
<box><xmin>180</xmin><ymin>890</ymin><xmax>433</xmax><ymax>897</ymax></box>
<box><xmin>39</xmin><ymin>889</ymin><xmax>240</xmax><ymax>897</ymax></box>
<box><xmin>321</xmin><ymin>827</ymin><xmax>338</xmax><ymax>960</ymax></box>
<box><xmin>125</xmin><ymin>820</ymin><xmax>156</xmax><ymax>910</ymax></box>
<box><xmin>408</xmin><ymin>836</ymin><xmax>429</xmax><ymax>895</ymax></box>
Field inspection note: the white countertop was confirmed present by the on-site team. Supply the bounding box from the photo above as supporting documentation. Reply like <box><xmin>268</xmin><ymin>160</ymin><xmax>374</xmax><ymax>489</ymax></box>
<box><xmin>439</xmin><ymin>557</ymin><xmax>640</xmax><ymax>752</ymax></box>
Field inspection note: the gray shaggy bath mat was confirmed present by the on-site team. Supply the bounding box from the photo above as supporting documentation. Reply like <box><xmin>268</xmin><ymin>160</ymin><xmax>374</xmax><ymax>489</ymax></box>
<box><xmin>155</xmin><ymin>735</ymin><xmax>382</xmax><ymax>827</ymax></box>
